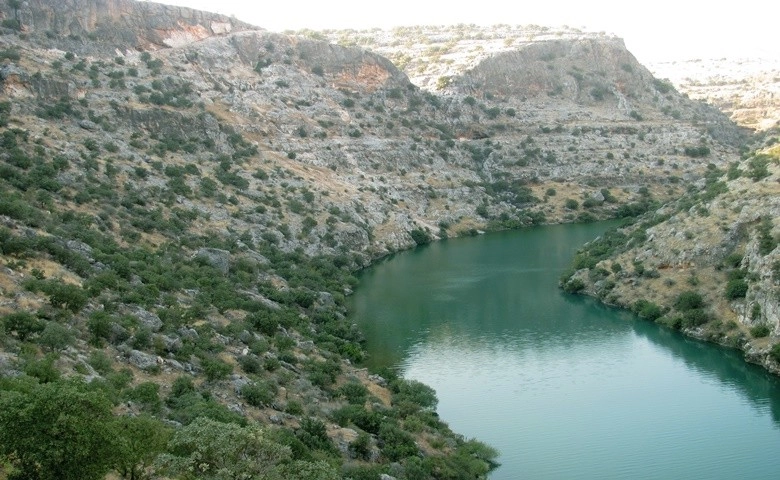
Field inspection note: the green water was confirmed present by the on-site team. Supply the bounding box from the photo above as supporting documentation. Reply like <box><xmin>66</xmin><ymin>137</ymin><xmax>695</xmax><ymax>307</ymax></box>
<box><xmin>351</xmin><ymin>222</ymin><xmax>780</xmax><ymax>479</ymax></box>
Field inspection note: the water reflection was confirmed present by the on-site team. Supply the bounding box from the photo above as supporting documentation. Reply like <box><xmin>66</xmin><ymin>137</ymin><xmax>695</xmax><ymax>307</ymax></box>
<box><xmin>351</xmin><ymin>223</ymin><xmax>780</xmax><ymax>479</ymax></box>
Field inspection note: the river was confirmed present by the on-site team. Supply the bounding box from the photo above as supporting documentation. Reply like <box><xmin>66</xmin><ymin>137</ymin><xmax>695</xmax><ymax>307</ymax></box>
<box><xmin>350</xmin><ymin>222</ymin><xmax>780</xmax><ymax>479</ymax></box>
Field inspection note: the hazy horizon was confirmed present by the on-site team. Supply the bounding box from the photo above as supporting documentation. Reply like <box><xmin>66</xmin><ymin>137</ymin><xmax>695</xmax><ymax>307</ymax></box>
<box><xmin>148</xmin><ymin>0</ymin><xmax>779</xmax><ymax>64</ymax></box>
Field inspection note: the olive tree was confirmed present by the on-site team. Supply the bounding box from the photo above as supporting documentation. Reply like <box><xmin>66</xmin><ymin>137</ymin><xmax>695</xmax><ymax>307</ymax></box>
<box><xmin>0</xmin><ymin>379</ymin><xmax>116</xmax><ymax>480</ymax></box>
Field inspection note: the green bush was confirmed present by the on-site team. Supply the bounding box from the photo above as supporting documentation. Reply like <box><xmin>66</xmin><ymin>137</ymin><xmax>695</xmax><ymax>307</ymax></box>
<box><xmin>125</xmin><ymin>382</ymin><xmax>162</xmax><ymax>413</ymax></box>
<box><xmin>0</xmin><ymin>379</ymin><xmax>117</xmax><ymax>480</ymax></box>
<box><xmin>633</xmin><ymin>300</ymin><xmax>663</xmax><ymax>321</ymax></box>
<box><xmin>681</xmin><ymin>308</ymin><xmax>709</xmax><ymax>328</ymax></box>
<box><xmin>771</xmin><ymin>343</ymin><xmax>780</xmax><ymax>363</ymax></box>
<box><xmin>23</xmin><ymin>354</ymin><xmax>61</xmax><ymax>383</ymax></box>
<box><xmin>285</xmin><ymin>400</ymin><xmax>304</xmax><ymax>416</ymax></box>
<box><xmin>3</xmin><ymin>311</ymin><xmax>44</xmax><ymax>341</ymax></box>
<box><xmin>87</xmin><ymin>311</ymin><xmax>112</xmax><ymax>346</ymax></box>
<box><xmin>29</xmin><ymin>280</ymin><xmax>89</xmax><ymax>312</ymax></box>
<box><xmin>683</xmin><ymin>145</ymin><xmax>711</xmax><ymax>158</ymax></box>
<box><xmin>241</xmin><ymin>381</ymin><xmax>276</xmax><ymax>407</ymax></box>
<box><xmin>332</xmin><ymin>405</ymin><xmax>382</xmax><ymax>434</ymax></box>
<box><xmin>339</xmin><ymin>381</ymin><xmax>369</xmax><ymax>405</ymax></box>
<box><xmin>725</xmin><ymin>279</ymin><xmax>748</xmax><ymax>299</ymax></box>
<box><xmin>238</xmin><ymin>354</ymin><xmax>262</xmax><ymax>374</ymax></box>
<box><xmin>378</xmin><ymin>422</ymin><xmax>418</xmax><ymax>461</ymax></box>
<box><xmin>201</xmin><ymin>356</ymin><xmax>232</xmax><ymax>381</ymax></box>
<box><xmin>297</xmin><ymin>417</ymin><xmax>332</xmax><ymax>451</ymax></box>
<box><xmin>391</xmin><ymin>379</ymin><xmax>437</xmax><ymax>412</ymax></box>
<box><xmin>674</xmin><ymin>291</ymin><xmax>704</xmax><ymax>311</ymax></box>
<box><xmin>562</xmin><ymin>278</ymin><xmax>585</xmax><ymax>293</ymax></box>
<box><xmin>89</xmin><ymin>351</ymin><xmax>114</xmax><ymax>375</ymax></box>
<box><xmin>410</xmin><ymin>228</ymin><xmax>431</xmax><ymax>246</ymax></box>
<box><xmin>750</xmin><ymin>324</ymin><xmax>770</xmax><ymax>338</ymax></box>
<box><xmin>757</xmin><ymin>217</ymin><xmax>777</xmax><ymax>255</ymax></box>
<box><xmin>38</xmin><ymin>322</ymin><xmax>75</xmax><ymax>351</ymax></box>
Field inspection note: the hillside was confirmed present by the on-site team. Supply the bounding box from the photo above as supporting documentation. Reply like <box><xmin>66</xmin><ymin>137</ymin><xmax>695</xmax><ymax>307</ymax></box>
<box><xmin>561</xmin><ymin>131</ymin><xmax>779</xmax><ymax>373</ymax></box>
<box><xmin>317</xmin><ymin>24</ymin><xmax>780</xmax><ymax>132</ymax></box>
<box><xmin>649</xmin><ymin>57</ymin><xmax>780</xmax><ymax>132</ymax></box>
<box><xmin>0</xmin><ymin>2</ymin><xmax>754</xmax><ymax>479</ymax></box>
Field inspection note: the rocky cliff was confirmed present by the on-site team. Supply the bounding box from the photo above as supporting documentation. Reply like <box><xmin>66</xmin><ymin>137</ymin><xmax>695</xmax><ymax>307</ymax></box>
<box><xmin>320</xmin><ymin>24</ymin><xmax>779</xmax><ymax>132</ymax></box>
<box><xmin>0</xmin><ymin>2</ymin><xmax>761</xmax><ymax>478</ymax></box>
<box><xmin>561</xmin><ymin>133</ymin><xmax>780</xmax><ymax>373</ymax></box>
<box><xmin>0</xmin><ymin>0</ymin><xmax>256</xmax><ymax>53</ymax></box>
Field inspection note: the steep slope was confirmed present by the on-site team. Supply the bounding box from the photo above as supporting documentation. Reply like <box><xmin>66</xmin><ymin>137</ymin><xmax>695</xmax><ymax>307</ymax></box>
<box><xmin>561</xmin><ymin>132</ymin><xmax>779</xmax><ymax>373</ymax></box>
<box><xmin>320</xmin><ymin>24</ymin><xmax>779</xmax><ymax>132</ymax></box>
<box><xmin>0</xmin><ymin>0</ymin><xmax>257</xmax><ymax>53</ymax></box>
<box><xmin>0</xmin><ymin>2</ymin><xmax>755</xmax><ymax>479</ymax></box>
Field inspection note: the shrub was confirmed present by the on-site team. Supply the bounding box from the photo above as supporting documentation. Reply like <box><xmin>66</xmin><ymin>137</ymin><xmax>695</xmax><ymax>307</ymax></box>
<box><xmin>87</xmin><ymin>312</ymin><xmax>112</xmax><ymax>346</ymax></box>
<box><xmin>391</xmin><ymin>379</ymin><xmax>437</xmax><ymax>411</ymax></box>
<box><xmin>633</xmin><ymin>300</ymin><xmax>663</xmax><ymax>321</ymax></box>
<box><xmin>681</xmin><ymin>308</ymin><xmax>709</xmax><ymax>327</ymax></box>
<box><xmin>241</xmin><ymin>382</ymin><xmax>275</xmax><ymax>407</ymax></box>
<box><xmin>771</xmin><ymin>343</ymin><xmax>780</xmax><ymax>363</ymax></box>
<box><xmin>38</xmin><ymin>322</ymin><xmax>75</xmax><ymax>351</ymax></box>
<box><xmin>378</xmin><ymin>423</ymin><xmax>417</xmax><ymax>461</ymax></box>
<box><xmin>89</xmin><ymin>351</ymin><xmax>114</xmax><ymax>375</ymax></box>
<box><xmin>126</xmin><ymin>382</ymin><xmax>162</xmax><ymax>413</ymax></box>
<box><xmin>350</xmin><ymin>432</ymin><xmax>372</xmax><ymax>460</ymax></box>
<box><xmin>285</xmin><ymin>400</ymin><xmax>304</xmax><ymax>416</ymax></box>
<box><xmin>652</xmin><ymin>78</ymin><xmax>674</xmax><ymax>93</ymax></box>
<box><xmin>339</xmin><ymin>381</ymin><xmax>369</xmax><ymax>405</ymax></box>
<box><xmin>238</xmin><ymin>354</ymin><xmax>262</xmax><ymax>374</ymax></box>
<box><xmin>725</xmin><ymin>279</ymin><xmax>748</xmax><ymax>300</ymax></box>
<box><xmin>747</xmin><ymin>155</ymin><xmax>771</xmax><ymax>181</ymax></box>
<box><xmin>757</xmin><ymin>217</ymin><xmax>777</xmax><ymax>255</ymax></box>
<box><xmin>297</xmin><ymin>417</ymin><xmax>331</xmax><ymax>451</ymax></box>
<box><xmin>410</xmin><ymin>228</ymin><xmax>431</xmax><ymax>246</ymax></box>
<box><xmin>674</xmin><ymin>291</ymin><xmax>704</xmax><ymax>311</ymax></box>
<box><xmin>23</xmin><ymin>354</ymin><xmax>61</xmax><ymax>383</ymax></box>
<box><xmin>331</xmin><ymin>405</ymin><xmax>382</xmax><ymax>434</ymax></box>
<box><xmin>201</xmin><ymin>356</ymin><xmax>232</xmax><ymax>381</ymax></box>
<box><xmin>562</xmin><ymin>278</ymin><xmax>585</xmax><ymax>293</ymax></box>
<box><xmin>564</xmin><ymin>198</ymin><xmax>579</xmax><ymax>210</ymax></box>
<box><xmin>750</xmin><ymin>324</ymin><xmax>770</xmax><ymax>338</ymax></box>
<box><xmin>35</xmin><ymin>280</ymin><xmax>89</xmax><ymax>312</ymax></box>
<box><xmin>683</xmin><ymin>145</ymin><xmax>710</xmax><ymax>158</ymax></box>
<box><xmin>3</xmin><ymin>311</ymin><xmax>44</xmax><ymax>340</ymax></box>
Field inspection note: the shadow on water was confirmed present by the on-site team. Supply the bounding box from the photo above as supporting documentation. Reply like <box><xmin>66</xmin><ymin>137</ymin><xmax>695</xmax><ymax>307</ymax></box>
<box><xmin>352</xmin><ymin>222</ymin><xmax>625</xmax><ymax>367</ymax></box>
<box><xmin>562</xmin><ymin>288</ymin><xmax>780</xmax><ymax>426</ymax></box>
<box><xmin>352</xmin><ymin>222</ymin><xmax>780</xmax><ymax>478</ymax></box>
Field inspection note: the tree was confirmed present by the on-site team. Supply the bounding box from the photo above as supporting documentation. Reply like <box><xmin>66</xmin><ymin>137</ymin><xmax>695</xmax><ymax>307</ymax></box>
<box><xmin>2</xmin><ymin>311</ymin><xmax>43</xmax><ymax>340</ymax></box>
<box><xmin>112</xmin><ymin>415</ymin><xmax>172</xmax><ymax>480</ymax></box>
<box><xmin>0</xmin><ymin>379</ymin><xmax>117</xmax><ymax>480</ymax></box>
<box><xmin>38</xmin><ymin>321</ymin><xmax>75</xmax><ymax>351</ymax></box>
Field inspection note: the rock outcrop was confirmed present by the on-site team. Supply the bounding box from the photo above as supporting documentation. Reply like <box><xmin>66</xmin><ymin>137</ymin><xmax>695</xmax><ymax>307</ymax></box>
<box><xmin>0</xmin><ymin>0</ymin><xmax>256</xmax><ymax>54</ymax></box>
<box><xmin>562</xmin><ymin>142</ymin><xmax>780</xmax><ymax>373</ymax></box>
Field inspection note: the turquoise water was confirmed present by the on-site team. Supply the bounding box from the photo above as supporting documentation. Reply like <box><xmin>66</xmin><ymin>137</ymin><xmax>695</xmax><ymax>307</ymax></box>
<box><xmin>351</xmin><ymin>223</ymin><xmax>780</xmax><ymax>479</ymax></box>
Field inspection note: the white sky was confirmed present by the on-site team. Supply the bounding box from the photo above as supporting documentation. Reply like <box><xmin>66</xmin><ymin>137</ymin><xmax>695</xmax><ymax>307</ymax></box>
<box><xmin>152</xmin><ymin>0</ymin><xmax>778</xmax><ymax>63</ymax></box>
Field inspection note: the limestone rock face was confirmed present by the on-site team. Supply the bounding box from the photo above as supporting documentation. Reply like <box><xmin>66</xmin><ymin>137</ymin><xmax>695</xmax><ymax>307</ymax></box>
<box><xmin>565</xmin><ymin>158</ymin><xmax>780</xmax><ymax>373</ymax></box>
<box><xmin>454</xmin><ymin>38</ymin><xmax>646</xmax><ymax>101</ymax></box>
<box><xmin>0</xmin><ymin>0</ymin><xmax>256</xmax><ymax>54</ymax></box>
